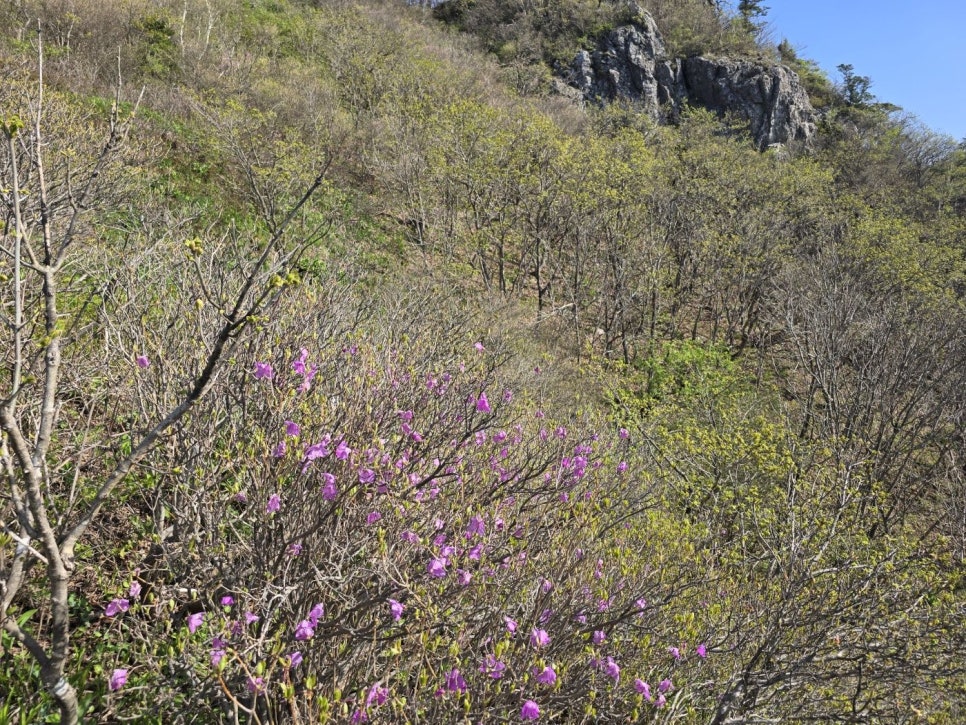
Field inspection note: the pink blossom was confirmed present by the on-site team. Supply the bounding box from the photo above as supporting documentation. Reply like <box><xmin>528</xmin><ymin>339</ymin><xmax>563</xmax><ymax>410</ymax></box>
<box><xmin>668</xmin><ymin>646</ymin><xmax>681</xmax><ymax>660</ymax></box>
<box><xmin>592</xmin><ymin>630</ymin><xmax>606</xmax><ymax>645</ymax></box>
<box><xmin>335</xmin><ymin>440</ymin><xmax>351</xmax><ymax>461</ymax></box>
<box><xmin>289</xmin><ymin>651</ymin><xmax>303</xmax><ymax>668</ymax></box>
<box><xmin>246</xmin><ymin>676</ymin><xmax>266</xmax><ymax>694</ymax></box>
<box><xmin>604</xmin><ymin>656</ymin><xmax>620</xmax><ymax>681</ymax></box>
<box><xmin>187</xmin><ymin>612</ymin><xmax>204</xmax><ymax>633</ymax></box>
<box><xmin>294</xmin><ymin>619</ymin><xmax>315</xmax><ymax>641</ymax></box>
<box><xmin>504</xmin><ymin>616</ymin><xmax>518</xmax><ymax>634</ymax></box>
<box><xmin>536</xmin><ymin>665</ymin><xmax>557</xmax><ymax>686</ymax></box>
<box><xmin>271</xmin><ymin>441</ymin><xmax>287</xmax><ymax>457</ymax></box>
<box><xmin>530</xmin><ymin>628</ymin><xmax>550</xmax><ymax>648</ymax></box>
<box><xmin>427</xmin><ymin>557</ymin><xmax>447</xmax><ymax>578</ymax></box>
<box><xmin>658</xmin><ymin>678</ymin><xmax>672</xmax><ymax>693</ymax></box>
<box><xmin>634</xmin><ymin>679</ymin><xmax>652</xmax><ymax>700</ymax></box>
<box><xmin>444</xmin><ymin>668</ymin><xmax>467</xmax><ymax>693</ymax></box>
<box><xmin>456</xmin><ymin>569</ymin><xmax>472</xmax><ymax>586</ymax></box>
<box><xmin>388</xmin><ymin>599</ymin><xmax>405</xmax><ymax>621</ymax></box>
<box><xmin>109</xmin><ymin>668</ymin><xmax>128</xmax><ymax>691</ymax></box>
<box><xmin>358</xmin><ymin>468</ymin><xmax>375</xmax><ymax>484</ymax></box>
<box><xmin>253</xmin><ymin>362</ymin><xmax>274</xmax><ymax>380</ymax></box>
<box><xmin>135</xmin><ymin>355</ymin><xmax>150</xmax><ymax>369</ymax></box>
<box><xmin>266</xmin><ymin>494</ymin><xmax>281</xmax><ymax>513</ymax></box>
<box><xmin>321</xmin><ymin>474</ymin><xmax>338</xmax><ymax>500</ymax></box>
<box><xmin>697</xmin><ymin>643</ymin><xmax>708</xmax><ymax>658</ymax></box>
<box><xmin>520</xmin><ymin>700</ymin><xmax>540</xmax><ymax>720</ymax></box>
<box><xmin>220</xmin><ymin>596</ymin><xmax>234</xmax><ymax>607</ymax></box>
<box><xmin>129</xmin><ymin>582</ymin><xmax>141</xmax><ymax>599</ymax></box>
<box><xmin>479</xmin><ymin>654</ymin><xmax>506</xmax><ymax>679</ymax></box>
<box><xmin>466</xmin><ymin>515</ymin><xmax>486</xmax><ymax>538</ymax></box>
<box><xmin>476</xmin><ymin>392</ymin><xmax>491</xmax><ymax>413</ymax></box>
<box><xmin>105</xmin><ymin>598</ymin><xmax>129</xmax><ymax>617</ymax></box>
<box><xmin>366</xmin><ymin>511</ymin><xmax>382</xmax><ymax>525</ymax></box>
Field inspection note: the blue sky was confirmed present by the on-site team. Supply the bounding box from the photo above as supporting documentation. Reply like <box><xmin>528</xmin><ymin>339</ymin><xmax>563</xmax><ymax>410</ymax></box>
<box><xmin>762</xmin><ymin>1</ymin><xmax>966</xmax><ymax>140</ymax></box>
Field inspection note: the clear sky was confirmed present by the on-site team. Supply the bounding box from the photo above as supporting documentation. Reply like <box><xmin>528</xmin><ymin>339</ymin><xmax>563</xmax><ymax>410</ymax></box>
<box><xmin>762</xmin><ymin>0</ymin><xmax>966</xmax><ymax>141</ymax></box>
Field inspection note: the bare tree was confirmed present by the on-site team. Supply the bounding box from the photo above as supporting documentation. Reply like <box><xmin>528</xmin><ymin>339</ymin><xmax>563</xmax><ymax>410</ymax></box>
<box><xmin>0</xmin><ymin>39</ymin><xmax>331</xmax><ymax>724</ymax></box>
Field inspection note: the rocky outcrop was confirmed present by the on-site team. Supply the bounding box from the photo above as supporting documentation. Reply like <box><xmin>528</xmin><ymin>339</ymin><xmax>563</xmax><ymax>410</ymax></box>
<box><xmin>564</xmin><ymin>12</ymin><xmax>816</xmax><ymax>148</ymax></box>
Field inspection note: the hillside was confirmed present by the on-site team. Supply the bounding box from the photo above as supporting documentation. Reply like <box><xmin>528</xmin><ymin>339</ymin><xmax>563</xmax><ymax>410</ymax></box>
<box><xmin>1</xmin><ymin>1</ymin><xmax>964</xmax><ymax>723</ymax></box>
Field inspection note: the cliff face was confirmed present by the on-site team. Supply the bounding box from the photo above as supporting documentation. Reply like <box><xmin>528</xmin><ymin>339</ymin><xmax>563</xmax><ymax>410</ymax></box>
<box><xmin>565</xmin><ymin>13</ymin><xmax>816</xmax><ymax>148</ymax></box>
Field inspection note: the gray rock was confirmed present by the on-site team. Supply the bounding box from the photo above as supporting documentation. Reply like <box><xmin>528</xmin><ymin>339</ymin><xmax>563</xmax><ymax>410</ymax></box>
<box><xmin>564</xmin><ymin>12</ymin><xmax>816</xmax><ymax>148</ymax></box>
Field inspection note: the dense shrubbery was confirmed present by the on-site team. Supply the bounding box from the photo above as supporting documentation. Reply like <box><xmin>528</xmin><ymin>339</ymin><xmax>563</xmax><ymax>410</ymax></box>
<box><xmin>2</xmin><ymin>0</ymin><xmax>964</xmax><ymax>723</ymax></box>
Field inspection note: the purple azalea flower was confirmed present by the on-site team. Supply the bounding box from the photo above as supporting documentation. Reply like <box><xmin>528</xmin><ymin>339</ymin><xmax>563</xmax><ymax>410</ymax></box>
<box><xmin>294</xmin><ymin>619</ymin><xmax>315</xmax><ymax>641</ymax></box>
<box><xmin>604</xmin><ymin>657</ymin><xmax>620</xmax><ymax>682</ymax></box>
<box><xmin>210</xmin><ymin>647</ymin><xmax>226</xmax><ymax>667</ymax></box>
<box><xmin>105</xmin><ymin>598</ymin><xmax>129</xmax><ymax>617</ymax></box>
<box><xmin>187</xmin><ymin>612</ymin><xmax>204</xmax><ymax>633</ymax></box>
<box><xmin>109</xmin><ymin>668</ymin><xmax>128</xmax><ymax>691</ymax></box>
<box><xmin>253</xmin><ymin>362</ymin><xmax>274</xmax><ymax>380</ymax></box>
<box><xmin>479</xmin><ymin>654</ymin><xmax>506</xmax><ymax>679</ymax></box>
<box><xmin>530</xmin><ymin>628</ymin><xmax>550</xmax><ymax>648</ymax></box>
<box><xmin>520</xmin><ymin>700</ymin><xmax>540</xmax><ymax>721</ymax></box>
<box><xmin>271</xmin><ymin>441</ymin><xmax>287</xmax><ymax>458</ymax></box>
<box><xmin>136</xmin><ymin>355</ymin><xmax>150</xmax><ymax>369</ymax></box>
<box><xmin>697</xmin><ymin>643</ymin><xmax>708</xmax><ymax>658</ymax></box>
<box><xmin>427</xmin><ymin>557</ymin><xmax>447</xmax><ymax>578</ymax></box>
<box><xmin>592</xmin><ymin>630</ymin><xmax>606</xmax><ymax>645</ymax></box>
<box><xmin>656</xmin><ymin>693</ymin><xmax>667</xmax><ymax>708</ymax></box>
<box><xmin>284</xmin><ymin>420</ymin><xmax>301</xmax><ymax>437</ymax></box>
<box><xmin>668</xmin><ymin>646</ymin><xmax>681</xmax><ymax>660</ymax></box>
<box><xmin>635</xmin><ymin>679</ymin><xmax>652</xmax><ymax>700</ymax></box>
<box><xmin>388</xmin><ymin>599</ymin><xmax>404</xmax><ymax>621</ymax></box>
<box><xmin>619</xmin><ymin>427</ymin><xmax>629</xmax><ymax>439</ymax></box>
<box><xmin>505</xmin><ymin>616</ymin><xmax>518</xmax><ymax>634</ymax></box>
<box><xmin>358</xmin><ymin>468</ymin><xmax>375</xmax><ymax>484</ymax></box>
<box><xmin>335</xmin><ymin>440</ymin><xmax>351</xmax><ymax>461</ymax></box>
<box><xmin>456</xmin><ymin>569</ymin><xmax>472</xmax><ymax>586</ymax></box>
<box><xmin>287</xmin><ymin>542</ymin><xmax>303</xmax><ymax>556</ymax></box>
<box><xmin>366</xmin><ymin>684</ymin><xmax>389</xmax><ymax>707</ymax></box>
<box><xmin>266</xmin><ymin>494</ymin><xmax>281</xmax><ymax>513</ymax></box>
<box><xmin>476</xmin><ymin>392</ymin><xmax>491</xmax><ymax>414</ymax></box>
<box><xmin>444</xmin><ymin>668</ymin><xmax>467</xmax><ymax>694</ymax></box>
<box><xmin>366</xmin><ymin>511</ymin><xmax>382</xmax><ymax>525</ymax></box>
<box><xmin>308</xmin><ymin>603</ymin><xmax>324</xmax><ymax>626</ymax></box>
<box><xmin>246</xmin><ymin>676</ymin><xmax>266</xmax><ymax>694</ymax></box>
<box><xmin>474</xmin><ymin>341</ymin><xmax>485</xmax><ymax>352</ymax></box>
<box><xmin>129</xmin><ymin>582</ymin><xmax>141</xmax><ymax>599</ymax></box>
<box><xmin>466</xmin><ymin>515</ymin><xmax>485</xmax><ymax>538</ymax></box>
<box><xmin>536</xmin><ymin>666</ymin><xmax>557</xmax><ymax>686</ymax></box>
<box><xmin>289</xmin><ymin>651</ymin><xmax>303</xmax><ymax>668</ymax></box>
<box><xmin>658</xmin><ymin>678</ymin><xmax>672</xmax><ymax>693</ymax></box>
<box><xmin>220</xmin><ymin>596</ymin><xmax>234</xmax><ymax>607</ymax></box>
<box><xmin>302</xmin><ymin>439</ymin><xmax>331</xmax><ymax>469</ymax></box>
<box><xmin>321</xmin><ymin>474</ymin><xmax>338</xmax><ymax>500</ymax></box>
<box><xmin>244</xmin><ymin>611</ymin><xmax>259</xmax><ymax>625</ymax></box>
